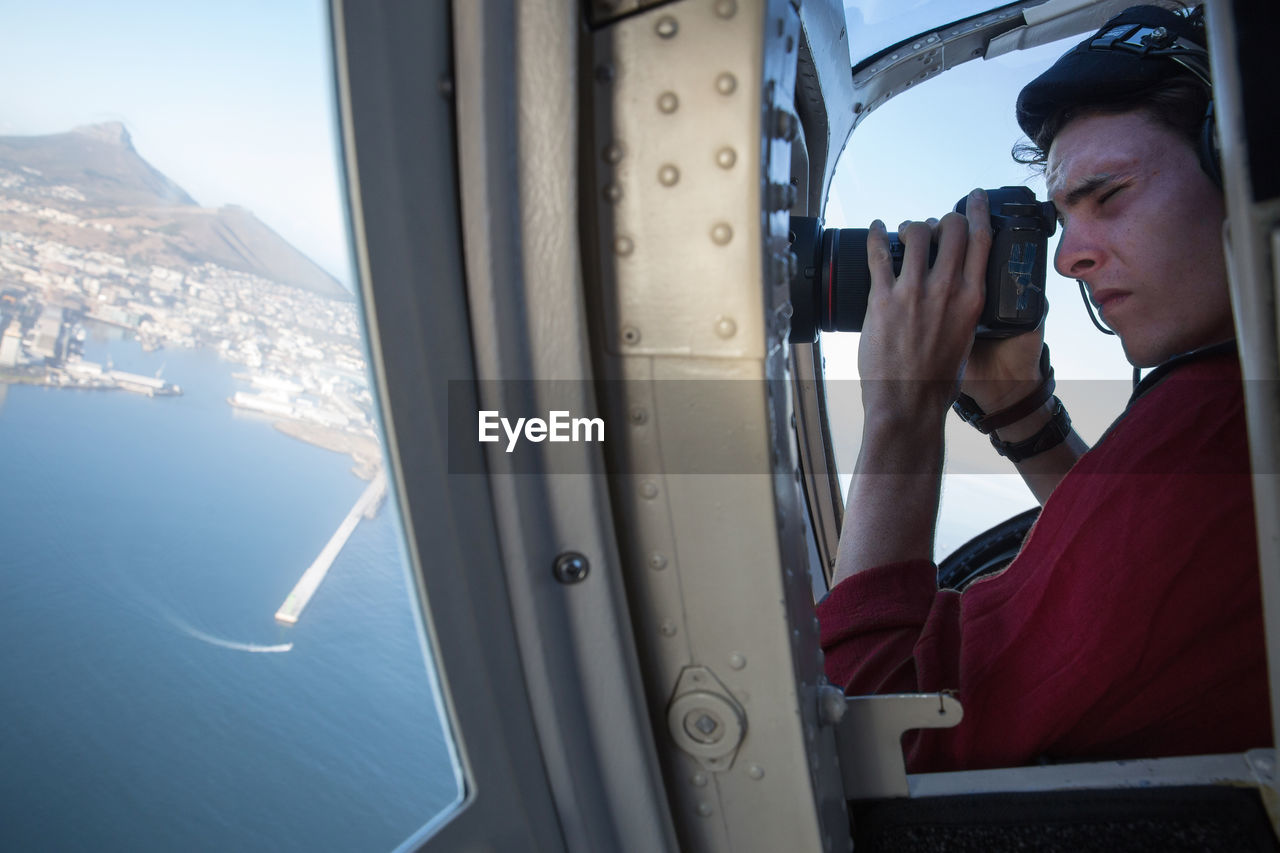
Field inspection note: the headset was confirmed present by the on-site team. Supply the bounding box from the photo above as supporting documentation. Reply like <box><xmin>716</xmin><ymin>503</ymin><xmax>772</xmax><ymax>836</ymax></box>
<box><xmin>1086</xmin><ymin>6</ymin><xmax>1219</xmax><ymax>187</ymax></box>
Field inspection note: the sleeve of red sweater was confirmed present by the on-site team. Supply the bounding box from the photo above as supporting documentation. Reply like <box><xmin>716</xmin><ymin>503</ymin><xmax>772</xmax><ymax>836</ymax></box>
<box><xmin>816</xmin><ymin>354</ymin><xmax>1270</xmax><ymax>773</ymax></box>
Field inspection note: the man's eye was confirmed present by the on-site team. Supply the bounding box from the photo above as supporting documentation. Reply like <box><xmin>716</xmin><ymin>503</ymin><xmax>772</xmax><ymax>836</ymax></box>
<box><xmin>1099</xmin><ymin>186</ymin><xmax>1125</xmax><ymax>204</ymax></box>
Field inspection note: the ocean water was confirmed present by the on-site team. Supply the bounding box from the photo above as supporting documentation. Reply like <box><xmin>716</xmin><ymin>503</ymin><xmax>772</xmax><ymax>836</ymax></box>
<box><xmin>0</xmin><ymin>325</ymin><xmax>461</xmax><ymax>851</ymax></box>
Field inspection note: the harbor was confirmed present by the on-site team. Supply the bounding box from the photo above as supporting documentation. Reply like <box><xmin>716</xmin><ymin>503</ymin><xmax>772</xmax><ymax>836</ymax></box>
<box><xmin>275</xmin><ymin>470</ymin><xmax>388</xmax><ymax>625</ymax></box>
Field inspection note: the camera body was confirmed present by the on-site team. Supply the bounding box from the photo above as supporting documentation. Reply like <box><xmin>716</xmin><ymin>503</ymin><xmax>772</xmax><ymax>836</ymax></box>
<box><xmin>788</xmin><ymin>186</ymin><xmax>1058</xmax><ymax>343</ymax></box>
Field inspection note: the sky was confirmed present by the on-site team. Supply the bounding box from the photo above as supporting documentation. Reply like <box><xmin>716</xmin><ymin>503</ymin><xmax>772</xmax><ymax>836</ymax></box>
<box><xmin>1</xmin><ymin>0</ymin><xmax>1137</xmax><ymax>556</ymax></box>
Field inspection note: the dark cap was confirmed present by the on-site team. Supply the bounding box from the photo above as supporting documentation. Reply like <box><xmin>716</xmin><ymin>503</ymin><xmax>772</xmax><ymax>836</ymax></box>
<box><xmin>1015</xmin><ymin>5</ymin><xmax>1209</xmax><ymax>145</ymax></box>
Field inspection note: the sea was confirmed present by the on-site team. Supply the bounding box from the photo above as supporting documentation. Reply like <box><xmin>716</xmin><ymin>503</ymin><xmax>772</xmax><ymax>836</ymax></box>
<box><xmin>0</xmin><ymin>323</ymin><xmax>461</xmax><ymax>852</ymax></box>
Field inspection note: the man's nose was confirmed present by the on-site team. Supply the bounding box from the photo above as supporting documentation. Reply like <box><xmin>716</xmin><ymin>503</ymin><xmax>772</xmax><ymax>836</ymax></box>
<box><xmin>1053</xmin><ymin>223</ymin><xmax>1100</xmax><ymax>279</ymax></box>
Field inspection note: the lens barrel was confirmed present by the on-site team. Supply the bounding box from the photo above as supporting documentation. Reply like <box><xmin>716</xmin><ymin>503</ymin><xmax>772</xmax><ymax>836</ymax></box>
<box><xmin>789</xmin><ymin>227</ymin><xmax>922</xmax><ymax>341</ymax></box>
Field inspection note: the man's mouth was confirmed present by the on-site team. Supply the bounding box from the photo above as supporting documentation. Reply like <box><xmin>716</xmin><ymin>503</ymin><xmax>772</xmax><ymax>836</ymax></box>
<box><xmin>1089</xmin><ymin>288</ymin><xmax>1130</xmax><ymax>314</ymax></box>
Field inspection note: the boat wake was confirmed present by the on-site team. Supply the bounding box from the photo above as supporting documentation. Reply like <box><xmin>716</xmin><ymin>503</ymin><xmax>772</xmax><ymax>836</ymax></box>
<box><xmin>169</xmin><ymin>615</ymin><xmax>293</xmax><ymax>654</ymax></box>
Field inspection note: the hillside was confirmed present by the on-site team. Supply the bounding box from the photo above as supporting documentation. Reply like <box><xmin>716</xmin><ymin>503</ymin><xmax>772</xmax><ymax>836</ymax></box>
<box><xmin>0</xmin><ymin>123</ymin><xmax>349</xmax><ymax>300</ymax></box>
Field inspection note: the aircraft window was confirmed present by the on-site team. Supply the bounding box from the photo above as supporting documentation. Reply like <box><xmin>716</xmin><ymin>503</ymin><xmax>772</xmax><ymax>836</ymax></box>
<box><xmin>844</xmin><ymin>0</ymin><xmax>1025</xmax><ymax>69</ymax></box>
<box><xmin>0</xmin><ymin>4</ymin><xmax>462</xmax><ymax>850</ymax></box>
<box><xmin>822</xmin><ymin>36</ymin><xmax>1134</xmax><ymax>561</ymax></box>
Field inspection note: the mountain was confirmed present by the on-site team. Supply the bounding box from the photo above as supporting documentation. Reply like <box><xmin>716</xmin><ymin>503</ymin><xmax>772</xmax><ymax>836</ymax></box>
<box><xmin>0</xmin><ymin>123</ymin><xmax>349</xmax><ymax>300</ymax></box>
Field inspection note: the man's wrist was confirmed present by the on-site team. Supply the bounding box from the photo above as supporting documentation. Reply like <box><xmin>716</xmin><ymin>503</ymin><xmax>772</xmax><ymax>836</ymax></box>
<box><xmin>989</xmin><ymin>398</ymin><xmax>1072</xmax><ymax>463</ymax></box>
<box><xmin>990</xmin><ymin>398</ymin><xmax>1055</xmax><ymax>442</ymax></box>
<box><xmin>954</xmin><ymin>344</ymin><xmax>1054</xmax><ymax>433</ymax></box>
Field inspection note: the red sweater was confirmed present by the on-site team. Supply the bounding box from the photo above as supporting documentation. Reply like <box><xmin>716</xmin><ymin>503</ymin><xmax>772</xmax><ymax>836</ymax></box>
<box><xmin>817</xmin><ymin>350</ymin><xmax>1271</xmax><ymax>773</ymax></box>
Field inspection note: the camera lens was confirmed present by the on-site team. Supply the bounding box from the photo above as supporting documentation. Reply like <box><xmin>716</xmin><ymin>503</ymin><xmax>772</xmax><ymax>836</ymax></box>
<box><xmin>789</xmin><ymin>224</ymin><xmax>925</xmax><ymax>343</ymax></box>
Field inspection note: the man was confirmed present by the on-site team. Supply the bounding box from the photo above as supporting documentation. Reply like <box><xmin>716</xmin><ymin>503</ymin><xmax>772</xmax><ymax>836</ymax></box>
<box><xmin>817</xmin><ymin>5</ymin><xmax>1270</xmax><ymax>772</ymax></box>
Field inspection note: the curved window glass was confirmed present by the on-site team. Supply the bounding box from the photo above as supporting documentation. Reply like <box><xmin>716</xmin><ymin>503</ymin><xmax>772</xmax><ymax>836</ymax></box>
<box><xmin>0</xmin><ymin>3</ymin><xmax>462</xmax><ymax>850</ymax></box>
<box><xmin>844</xmin><ymin>0</ymin><xmax>1026</xmax><ymax>68</ymax></box>
<box><xmin>823</xmin><ymin>34</ymin><xmax>1134</xmax><ymax>559</ymax></box>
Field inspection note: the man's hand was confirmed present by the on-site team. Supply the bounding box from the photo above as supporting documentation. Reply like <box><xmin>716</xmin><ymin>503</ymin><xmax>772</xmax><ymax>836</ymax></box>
<box><xmin>832</xmin><ymin>189</ymin><xmax>993</xmax><ymax>586</ymax></box>
<box><xmin>858</xmin><ymin>188</ymin><xmax>992</xmax><ymax>427</ymax></box>
<box><xmin>963</xmin><ymin>323</ymin><xmax>1046</xmax><ymax>414</ymax></box>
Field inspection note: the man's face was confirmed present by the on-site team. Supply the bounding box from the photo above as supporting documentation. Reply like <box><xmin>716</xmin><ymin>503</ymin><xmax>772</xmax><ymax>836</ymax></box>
<box><xmin>1046</xmin><ymin>110</ymin><xmax>1233</xmax><ymax>367</ymax></box>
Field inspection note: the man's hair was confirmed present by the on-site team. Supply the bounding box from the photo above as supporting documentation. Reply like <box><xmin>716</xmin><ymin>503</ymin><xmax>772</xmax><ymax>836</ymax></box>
<box><xmin>1012</xmin><ymin>74</ymin><xmax>1209</xmax><ymax>172</ymax></box>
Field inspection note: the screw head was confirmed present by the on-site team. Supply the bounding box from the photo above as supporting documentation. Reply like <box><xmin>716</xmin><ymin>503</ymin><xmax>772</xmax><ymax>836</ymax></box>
<box><xmin>684</xmin><ymin>710</ymin><xmax>724</xmax><ymax>744</ymax></box>
<box><xmin>552</xmin><ymin>551</ymin><xmax>589</xmax><ymax>584</ymax></box>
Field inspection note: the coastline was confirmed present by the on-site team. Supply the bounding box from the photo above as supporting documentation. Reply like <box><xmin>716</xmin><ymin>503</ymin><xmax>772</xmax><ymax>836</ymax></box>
<box><xmin>272</xmin><ymin>418</ymin><xmax>383</xmax><ymax>481</ymax></box>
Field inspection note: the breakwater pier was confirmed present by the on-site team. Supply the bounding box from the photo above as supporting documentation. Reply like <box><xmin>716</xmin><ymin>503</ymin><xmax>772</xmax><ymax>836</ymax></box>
<box><xmin>275</xmin><ymin>471</ymin><xmax>388</xmax><ymax>625</ymax></box>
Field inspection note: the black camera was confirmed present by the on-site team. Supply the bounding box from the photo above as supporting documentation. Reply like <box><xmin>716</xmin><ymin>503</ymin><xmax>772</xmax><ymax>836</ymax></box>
<box><xmin>787</xmin><ymin>186</ymin><xmax>1057</xmax><ymax>343</ymax></box>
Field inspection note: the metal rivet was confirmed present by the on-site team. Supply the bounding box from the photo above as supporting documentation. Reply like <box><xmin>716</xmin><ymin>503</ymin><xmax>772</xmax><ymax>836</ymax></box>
<box><xmin>715</xmin><ymin>317</ymin><xmax>737</xmax><ymax>339</ymax></box>
<box><xmin>603</xmin><ymin>142</ymin><xmax>624</xmax><ymax>164</ymax></box>
<box><xmin>786</xmin><ymin>35</ymin><xmax>794</xmax><ymax>52</ymax></box>
<box><xmin>603</xmin><ymin>183</ymin><xmax>623</xmax><ymax>204</ymax></box>
<box><xmin>630</xmin><ymin>406</ymin><xmax>648</xmax><ymax>425</ymax></box>
<box><xmin>710</xmin><ymin>223</ymin><xmax>733</xmax><ymax>245</ymax></box>
<box><xmin>697</xmin><ymin>802</ymin><xmax>713</xmax><ymax>817</ymax></box>
<box><xmin>640</xmin><ymin>481</ymin><xmax>659</xmax><ymax>499</ymax></box>
<box><xmin>852</xmin><ymin>102</ymin><xmax>863</xmax><ymax>114</ymax></box>
<box><xmin>594</xmin><ymin>64</ymin><xmax>615</xmax><ymax>84</ymax></box>
<box><xmin>552</xmin><ymin>551</ymin><xmax>589</xmax><ymax>584</ymax></box>
<box><xmin>614</xmin><ymin>236</ymin><xmax>634</xmax><ymax>256</ymax></box>
<box><xmin>658</xmin><ymin>164</ymin><xmax>680</xmax><ymax>187</ymax></box>
<box><xmin>748</xmin><ymin>763</ymin><xmax>764</xmax><ymax>780</ymax></box>
<box><xmin>649</xmin><ymin>552</ymin><xmax>668</xmax><ymax>570</ymax></box>
<box><xmin>715</xmin><ymin>72</ymin><xmax>737</xmax><ymax>95</ymax></box>
<box><xmin>715</xmin><ymin>147</ymin><xmax>737</xmax><ymax>169</ymax></box>
<box><xmin>657</xmin><ymin>91</ymin><xmax>679</xmax><ymax>113</ymax></box>
<box><xmin>660</xmin><ymin>619</ymin><xmax>677</xmax><ymax>637</ymax></box>
<box><xmin>729</xmin><ymin>653</ymin><xmax>746</xmax><ymax>670</ymax></box>
<box><xmin>713</xmin><ymin>0</ymin><xmax>736</xmax><ymax>18</ymax></box>
<box><xmin>692</xmin><ymin>771</ymin><xmax>708</xmax><ymax>787</ymax></box>
<box><xmin>621</xmin><ymin>326</ymin><xmax>641</xmax><ymax>345</ymax></box>
<box><xmin>655</xmin><ymin>16</ymin><xmax>678</xmax><ymax>38</ymax></box>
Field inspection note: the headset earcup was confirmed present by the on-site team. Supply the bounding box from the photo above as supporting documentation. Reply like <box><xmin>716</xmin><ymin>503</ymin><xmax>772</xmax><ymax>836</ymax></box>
<box><xmin>1200</xmin><ymin>99</ymin><xmax>1222</xmax><ymax>188</ymax></box>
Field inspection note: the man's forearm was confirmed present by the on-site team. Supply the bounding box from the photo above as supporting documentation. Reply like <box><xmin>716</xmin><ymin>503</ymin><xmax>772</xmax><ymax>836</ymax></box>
<box><xmin>833</xmin><ymin>414</ymin><xmax>946</xmax><ymax>587</ymax></box>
